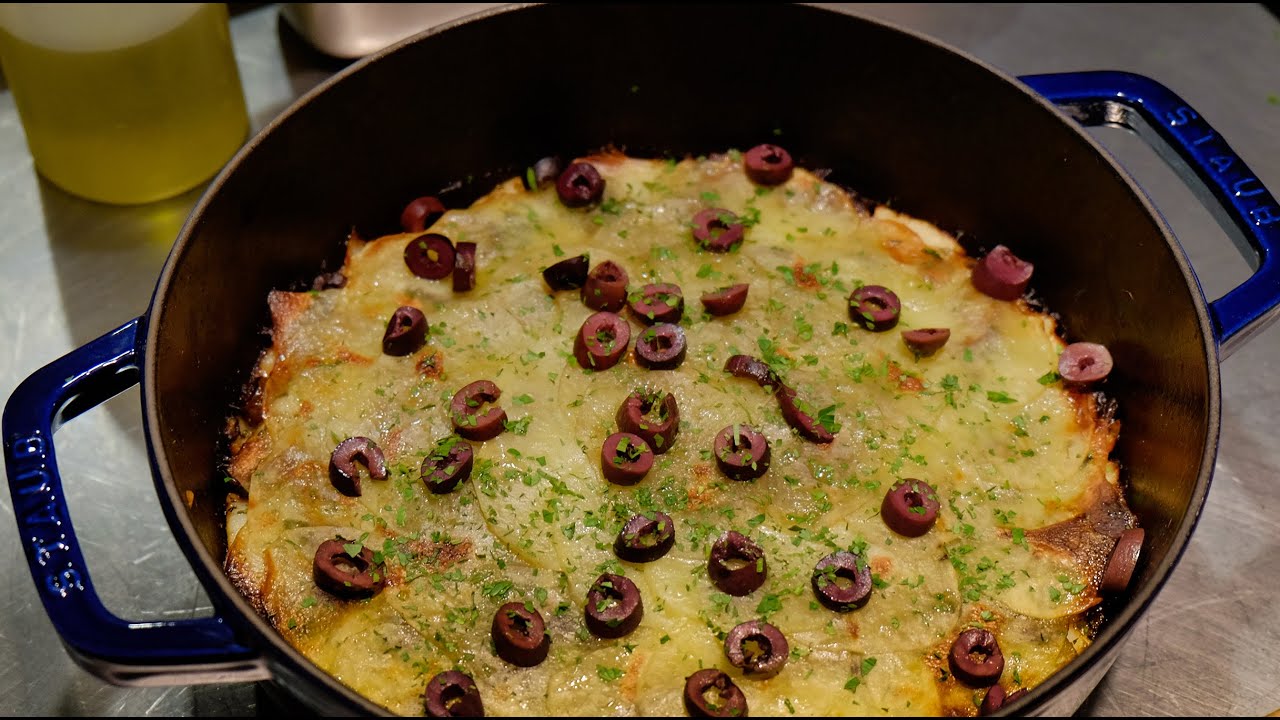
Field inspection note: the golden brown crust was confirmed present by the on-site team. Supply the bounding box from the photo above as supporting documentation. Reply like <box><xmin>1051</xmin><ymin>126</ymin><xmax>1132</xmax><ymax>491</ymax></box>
<box><xmin>267</xmin><ymin>290</ymin><xmax>313</xmax><ymax>337</ymax></box>
<box><xmin>226</xmin><ymin>433</ymin><xmax>270</xmax><ymax>489</ymax></box>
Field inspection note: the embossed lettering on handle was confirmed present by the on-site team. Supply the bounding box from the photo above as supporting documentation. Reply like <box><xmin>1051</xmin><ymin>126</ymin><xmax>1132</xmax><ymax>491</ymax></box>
<box><xmin>1163</xmin><ymin>108</ymin><xmax>1279</xmax><ymax>229</ymax></box>
<box><xmin>9</xmin><ymin>432</ymin><xmax>85</xmax><ymax>596</ymax></box>
<box><xmin>2</xmin><ymin>318</ymin><xmax>268</xmax><ymax>685</ymax></box>
<box><xmin>1021</xmin><ymin>71</ymin><xmax>1280</xmax><ymax>359</ymax></box>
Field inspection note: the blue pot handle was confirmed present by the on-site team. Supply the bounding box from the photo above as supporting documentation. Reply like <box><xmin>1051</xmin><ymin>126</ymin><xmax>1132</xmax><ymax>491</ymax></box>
<box><xmin>1020</xmin><ymin>70</ymin><xmax>1280</xmax><ymax>358</ymax></box>
<box><xmin>2</xmin><ymin>317</ymin><xmax>267</xmax><ymax>685</ymax></box>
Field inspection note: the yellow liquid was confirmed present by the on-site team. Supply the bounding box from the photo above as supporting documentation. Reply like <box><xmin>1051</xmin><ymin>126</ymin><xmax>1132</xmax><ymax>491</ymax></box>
<box><xmin>0</xmin><ymin>3</ymin><xmax>249</xmax><ymax>205</ymax></box>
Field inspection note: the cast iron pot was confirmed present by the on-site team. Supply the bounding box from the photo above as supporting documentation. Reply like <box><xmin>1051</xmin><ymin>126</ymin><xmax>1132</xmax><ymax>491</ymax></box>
<box><xmin>5</xmin><ymin>4</ymin><xmax>1279</xmax><ymax>716</ymax></box>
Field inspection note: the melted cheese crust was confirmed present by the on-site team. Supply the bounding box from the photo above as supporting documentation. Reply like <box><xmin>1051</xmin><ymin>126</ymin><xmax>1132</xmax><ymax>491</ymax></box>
<box><xmin>224</xmin><ymin>152</ymin><xmax>1131</xmax><ymax>716</ymax></box>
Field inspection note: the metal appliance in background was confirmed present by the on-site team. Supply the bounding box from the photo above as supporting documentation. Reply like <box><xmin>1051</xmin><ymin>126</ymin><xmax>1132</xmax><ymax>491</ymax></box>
<box><xmin>279</xmin><ymin>2</ymin><xmax>502</xmax><ymax>58</ymax></box>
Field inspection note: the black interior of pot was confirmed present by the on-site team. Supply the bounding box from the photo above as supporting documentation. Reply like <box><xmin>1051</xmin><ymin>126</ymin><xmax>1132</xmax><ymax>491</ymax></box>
<box><xmin>145</xmin><ymin>3</ymin><xmax>1214</xmax><ymax>714</ymax></box>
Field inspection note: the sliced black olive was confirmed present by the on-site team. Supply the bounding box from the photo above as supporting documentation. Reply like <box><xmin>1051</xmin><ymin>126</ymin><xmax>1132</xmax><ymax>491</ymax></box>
<box><xmin>491</xmin><ymin>601</ymin><xmax>551</xmax><ymax>667</ymax></box>
<box><xmin>692</xmin><ymin>208</ymin><xmax>745</xmax><ymax>253</ymax></box>
<box><xmin>980</xmin><ymin>685</ymin><xmax>1027</xmax><ymax>716</ymax></box>
<box><xmin>1059</xmin><ymin>342</ymin><xmax>1114</xmax><ymax>386</ymax></box>
<box><xmin>425</xmin><ymin>670</ymin><xmax>484</xmax><ymax>718</ymax></box>
<box><xmin>557</xmin><ymin>161</ymin><xmax>605</xmax><ymax>208</ymax></box>
<box><xmin>980</xmin><ymin>685</ymin><xmax>1006</xmax><ymax>716</ymax></box>
<box><xmin>383</xmin><ymin>305</ymin><xmax>428</xmax><ymax>356</ymax></box>
<box><xmin>634</xmin><ymin>323</ymin><xmax>687</xmax><ymax>370</ymax></box>
<box><xmin>450</xmin><ymin>380</ymin><xmax>507</xmax><ymax>441</ymax></box>
<box><xmin>701</xmin><ymin>283</ymin><xmax>749</xmax><ymax>316</ymax></box>
<box><xmin>313</xmin><ymin>537</ymin><xmax>385</xmax><ymax>599</ymax></box>
<box><xmin>811</xmin><ymin>551</ymin><xmax>873</xmax><ymax>612</ymax></box>
<box><xmin>848</xmin><ymin>284</ymin><xmax>901</xmax><ymax>331</ymax></box>
<box><xmin>724</xmin><ymin>354</ymin><xmax>781</xmax><ymax>390</ymax></box>
<box><xmin>972</xmin><ymin>245</ymin><xmax>1034</xmax><ymax>301</ymax></box>
<box><xmin>584</xmin><ymin>573</ymin><xmax>644</xmax><ymax>639</ymax></box>
<box><xmin>615</xmin><ymin>389</ymin><xmax>679</xmax><ymax>454</ymax></box>
<box><xmin>628</xmin><ymin>282</ymin><xmax>684</xmax><ymax>325</ymax></box>
<box><xmin>405</xmin><ymin>232</ymin><xmax>457</xmax><ymax>280</ymax></box>
<box><xmin>582</xmin><ymin>259</ymin><xmax>629</xmax><ymax>311</ymax></box>
<box><xmin>880</xmin><ymin>478</ymin><xmax>941</xmax><ymax>537</ymax></box>
<box><xmin>776</xmin><ymin>386</ymin><xmax>836</xmax><ymax>444</ymax></box>
<box><xmin>1100</xmin><ymin>528</ymin><xmax>1144</xmax><ymax>593</ymax></box>
<box><xmin>724</xmin><ymin>620</ymin><xmax>789</xmax><ymax>678</ymax></box>
<box><xmin>744</xmin><ymin>143</ymin><xmax>794</xmax><ymax>186</ymax></box>
<box><xmin>400</xmin><ymin>195</ymin><xmax>446</xmax><ymax>233</ymax></box>
<box><xmin>614</xmin><ymin>512</ymin><xmax>676</xmax><ymax>563</ymax></box>
<box><xmin>708</xmin><ymin>530</ymin><xmax>767</xmax><ymax>596</ymax></box>
<box><xmin>453</xmin><ymin>241</ymin><xmax>477</xmax><ymax>292</ymax></box>
<box><xmin>683</xmin><ymin>668</ymin><xmax>748</xmax><ymax>718</ymax></box>
<box><xmin>328</xmin><ymin>436</ymin><xmax>387</xmax><ymax>497</ymax></box>
<box><xmin>902</xmin><ymin>328</ymin><xmax>950</xmax><ymax>357</ymax></box>
<box><xmin>600</xmin><ymin>431</ymin><xmax>655</xmax><ymax>486</ymax></box>
<box><xmin>420</xmin><ymin>436</ymin><xmax>475</xmax><ymax>494</ymax></box>
<box><xmin>949</xmin><ymin>628</ymin><xmax>1005</xmax><ymax>687</ymax></box>
<box><xmin>713</xmin><ymin>424</ymin><xmax>770</xmax><ymax>481</ymax></box>
<box><xmin>574</xmin><ymin>311</ymin><xmax>631</xmax><ymax>371</ymax></box>
<box><xmin>543</xmin><ymin>254</ymin><xmax>590</xmax><ymax>291</ymax></box>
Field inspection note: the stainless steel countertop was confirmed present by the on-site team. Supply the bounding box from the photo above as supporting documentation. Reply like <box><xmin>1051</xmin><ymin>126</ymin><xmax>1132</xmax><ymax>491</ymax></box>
<box><xmin>1</xmin><ymin>3</ymin><xmax>1277</xmax><ymax>716</ymax></box>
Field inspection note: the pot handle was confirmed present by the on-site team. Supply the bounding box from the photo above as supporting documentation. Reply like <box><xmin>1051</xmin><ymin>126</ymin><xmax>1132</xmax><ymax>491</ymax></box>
<box><xmin>2</xmin><ymin>317</ymin><xmax>269</xmax><ymax>686</ymax></box>
<box><xmin>1019</xmin><ymin>70</ymin><xmax>1280</xmax><ymax>359</ymax></box>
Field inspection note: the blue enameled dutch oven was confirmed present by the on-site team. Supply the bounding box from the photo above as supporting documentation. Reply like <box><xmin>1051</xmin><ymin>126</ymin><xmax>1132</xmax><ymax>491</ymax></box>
<box><xmin>5</xmin><ymin>4</ymin><xmax>1279</xmax><ymax>716</ymax></box>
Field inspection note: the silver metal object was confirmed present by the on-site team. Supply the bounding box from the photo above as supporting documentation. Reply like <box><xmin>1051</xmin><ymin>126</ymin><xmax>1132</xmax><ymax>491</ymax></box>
<box><xmin>0</xmin><ymin>3</ymin><xmax>1277</xmax><ymax>716</ymax></box>
<box><xmin>279</xmin><ymin>2</ymin><xmax>504</xmax><ymax>58</ymax></box>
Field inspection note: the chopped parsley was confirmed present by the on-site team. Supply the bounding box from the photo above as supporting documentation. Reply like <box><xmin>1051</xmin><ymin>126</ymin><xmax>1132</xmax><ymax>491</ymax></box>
<box><xmin>755</xmin><ymin>593</ymin><xmax>784</xmax><ymax>619</ymax></box>
<box><xmin>481</xmin><ymin>579</ymin><xmax>514</xmax><ymax>599</ymax></box>
<box><xmin>597</xmin><ymin>665</ymin><xmax>624</xmax><ymax>682</ymax></box>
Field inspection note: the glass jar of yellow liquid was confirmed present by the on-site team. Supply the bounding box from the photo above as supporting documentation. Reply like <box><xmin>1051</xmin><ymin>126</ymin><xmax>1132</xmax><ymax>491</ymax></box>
<box><xmin>0</xmin><ymin>3</ymin><xmax>249</xmax><ymax>205</ymax></box>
